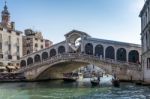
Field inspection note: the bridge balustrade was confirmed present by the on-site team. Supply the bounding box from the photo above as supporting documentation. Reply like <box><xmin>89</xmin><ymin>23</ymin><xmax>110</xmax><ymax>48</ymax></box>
<box><xmin>17</xmin><ymin>53</ymin><xmax>141</xmax><ymax>73</ymax></box>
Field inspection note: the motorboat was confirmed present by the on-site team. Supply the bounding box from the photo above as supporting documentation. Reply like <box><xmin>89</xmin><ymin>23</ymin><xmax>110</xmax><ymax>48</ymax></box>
<box><xmin>63</xmin><ymin>72</ymin><xmax>79</xmax><ymax>82</ymax></box>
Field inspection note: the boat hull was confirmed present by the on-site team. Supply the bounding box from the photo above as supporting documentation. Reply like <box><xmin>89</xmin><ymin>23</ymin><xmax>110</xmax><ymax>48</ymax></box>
<box><xmin>63</xmin><ymin>77</ymin><xmax>77</xmax><ymax>82</ymax></box>
<box><xmin>91</xmin><ymin>80</ymin><xmax>99</xmax><ymax>86</ymax></box>
<box><xmin>112</xmin><ymin>79</ymin><xmax>120</xmax><ymax>87</ymax></box>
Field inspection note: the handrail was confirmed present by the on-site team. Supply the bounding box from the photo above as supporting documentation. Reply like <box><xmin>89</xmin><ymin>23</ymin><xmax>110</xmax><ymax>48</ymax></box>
<box><xmin>16</xmin><ymin>53</ymin><xmax>141</xmax><ymax>73</ymax></box>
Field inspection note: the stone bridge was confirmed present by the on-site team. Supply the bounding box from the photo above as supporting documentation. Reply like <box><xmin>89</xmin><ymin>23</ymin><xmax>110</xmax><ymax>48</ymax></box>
<box><xmin>17</xmin><ymin>30</ymin><xmax>142</xmax><ymax>81</ymax></box>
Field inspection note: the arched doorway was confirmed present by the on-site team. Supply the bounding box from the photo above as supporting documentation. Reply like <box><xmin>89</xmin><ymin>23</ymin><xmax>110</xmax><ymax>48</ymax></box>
<box><xmin>42</xmin><ymin>52</ymin><xmax>48</xmax><ymax>60</ymax></box>
<box><xmin>105</xmin><ymin>46</ymin><xmax>115</xmax><ymax>59</ymax></box>
<box><xmin>58</xmin><ymin>46</ymin><xmax>65</xmax><ymax>54</ymax></box>
<box><xmin>95</xmin><ymin>44</ymin><xmax>104</xmax><ymax>58</ymax></box>
<box><xmin>128</xmin><ymin>50</ymin><xmax>139</xmax><ymax>63</ymax></box>
<box><xmin>85</xmin><ymin>43</ymin><xmax>93</xmax><ymax>55</ymax></box>
<box><xmin>20</xmin><ymin>60</ymin><xmax>26</xmax><ymax>67</ymax></box>
<box><xmin>50</xmin><ymin>49</ymin><xmax>56</xmax><ymax>57</ymax></box>
<box><xmin>117</xmin><ymin>48</ymin><xmax>126</xmax><ymax>61</ymax></box>
<box><xmin>34</xmin><ymin>54</ymin><xmax>41</xmax><ymax>63</ymax></box>
<box><xmin>27</xmin><ymin>57</ymin><xmax>33</xmax><ymax>66</ymax></box>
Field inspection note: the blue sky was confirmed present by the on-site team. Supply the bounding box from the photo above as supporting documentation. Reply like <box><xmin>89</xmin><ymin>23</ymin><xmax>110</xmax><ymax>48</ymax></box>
<box><xmin>0</xmin><ymin>0</ymin><xmax>144</xmax><ymax>44</ymax></box>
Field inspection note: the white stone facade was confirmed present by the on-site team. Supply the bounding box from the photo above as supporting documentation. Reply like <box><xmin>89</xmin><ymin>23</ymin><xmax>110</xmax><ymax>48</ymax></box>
<box><xmin>0</xmin><ymin>2</ymin><xmax>23</xmax><ymax>67</ymax></box>
<box><xmin>140</xmin><ymin>0</ymin><xmax>150</xmax><ymax>82</ymax></box>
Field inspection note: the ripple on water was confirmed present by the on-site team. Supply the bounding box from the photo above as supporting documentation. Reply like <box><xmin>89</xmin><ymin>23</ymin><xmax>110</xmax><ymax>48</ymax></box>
<box><xmin>0</xmin><ymin>81</ymin><xmax>150</xmax><ymax>99</ymax></box>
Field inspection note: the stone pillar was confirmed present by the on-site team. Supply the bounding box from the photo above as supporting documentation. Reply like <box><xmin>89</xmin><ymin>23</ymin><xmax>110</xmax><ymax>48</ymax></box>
<box><xmin>103</xmin><ymin>46</ymin><xmax>106</xmax><ymax>59</ymax></box>
<box><xmin>65</xmin><ymin>41</ymin><xmax>69</xmax><ymax>53</ymax></box>
<box><xmin>114</xmin><ymin>48</ymin><xmax>117</xmax><ymax>61</ymax></box>
<box><xmin>81</xmin><ymin>38</ymin><xmax>85</xmax><ymax>53</ymax></box>
<box><xmin>93</xmin><ymin>44</ymin><xmax>95</xmax><ymax>55</ymax></box>
<box><xmin>126</xmin><ymin>50</ymin><xmax>129</xmax><ymax>62</ymax></box>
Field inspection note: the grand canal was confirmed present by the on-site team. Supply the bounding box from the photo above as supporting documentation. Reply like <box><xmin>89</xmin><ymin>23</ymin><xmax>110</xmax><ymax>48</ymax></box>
<box><xmin>0</xmin><ymin>77</ymin><xmax>150</xmax><ymax>99</ymax></box>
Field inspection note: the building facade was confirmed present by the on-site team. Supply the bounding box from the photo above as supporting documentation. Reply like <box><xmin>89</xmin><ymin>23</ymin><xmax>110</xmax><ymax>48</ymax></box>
<box><xmin>23</xmin><ymin>29</ymin><xmax>50</xmax><ymax>56</ymax></box>
<box><xmin>0</xmin><ymin>3</ymin><xmax>23</xmax><ymax>70</ymax></box>
<box><xmin>45</xmin><ymin>39</ymin><xmax>53</xmax><ymax>48</ymax></box>
<box><xmin>140</xmin><ymin>0</ymin><xmax>150</xmax><ymax>83</ymax></box>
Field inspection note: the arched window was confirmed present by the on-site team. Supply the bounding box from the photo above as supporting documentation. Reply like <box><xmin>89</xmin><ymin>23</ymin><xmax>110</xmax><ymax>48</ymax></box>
<box><xmin>85</xmin><ymin>43</ymin><xmax>93</xmax><ymax>55</ymax></box>
<box><xmin>105</xmin><ymin>46</ymin><xmax>115</xmax><ymax>59</ymax></box>
<box><xmin>20</xmin><ymin>60</ymin><xmax>26</xmax><ymax>67</ymax></box>
<box><xmin>58</xmin><ymin>46</ymin><xmax>65</xmax><ymax>54</ymax></box>
<box><xmin>42</xmin><ymin>52</ymin><xmax>48</xmax><ymax>60</ymax></box>
<box><xmin>95</xmin><ymin>44</ymin><xmax>104</xmax><ymax>58</ymax></box>
<box><xmin>117</xmin><ymin>48</ymin><xmax>126</xmax><ymax>61</ymax></box>
<box><xmin>27</xmin><ymin>57</ymin><xmax>33</xmax><ymax>65</ymax></box>
<box><xmin>50</xmin><ymin>49</ymin><xmax>56</xmax><ymax>57</ymax></box>
<box><xmin>128</xmin><ymin>50</ymin><xmax>139</xmax><ymax>63</ymax></box>
<box><xmin>34</xmin><ymin>54</ymin><xmax>41</xmax><ymax>63</ymax></box>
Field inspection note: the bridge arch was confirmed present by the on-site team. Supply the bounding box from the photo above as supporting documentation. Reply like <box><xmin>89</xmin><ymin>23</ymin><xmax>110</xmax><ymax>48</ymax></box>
<box><xmin>58</xmin><ymin>46</ymin><xmax>65</xmax><ymax>54</ymax></box>
<box><xmin>85</xmin><ymin>43</ymin><xmax>93</xmax><ymax>55</ymax></box>
<box><xmin>20</xmin><ymin>60</ymin><xmax>26</xmax><ymax>67</ymax></box>
<box><xmin>27</xmin><ymin>57</ymin><xmax>33</xmax><ymax>65</ymax></box>
<box><xmin>105</xmin><ymin>46</ymin><xmax>115</xmax><ymax>59</ymax></box>
<box><xmin>95</xmin><ymin>44</ymin><xmax>104</xmax><ymax>58</ymax></box>
<box><xmin>42</xmin><ymin>52</ymin><xmax>49</xmax><ymax>60</ymax></box>
<box><xmin>117</xmin><ymin>48</ymin><xmax>126</xmax><ymax>62</ymax></box>
<box><xmin>34</xmin><ymin>54</ymin><xmax>41</xmax><ymax>63</ymax></box>
<box><xmin>128</xmin><ymin>50</ymin><xmax>139</xmax><ymax>63</ymax></box>
<box><xmin>50</xmin><ymin>49</ymin><xmax>57</xmax><ymax>57</ymax></box>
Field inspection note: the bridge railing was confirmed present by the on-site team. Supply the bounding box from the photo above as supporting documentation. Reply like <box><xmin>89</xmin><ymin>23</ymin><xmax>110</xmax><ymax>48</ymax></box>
<box><xmin>17</xmin><ymin>53</ymin><xmax>141</xmax><ymax>73</ymax></box>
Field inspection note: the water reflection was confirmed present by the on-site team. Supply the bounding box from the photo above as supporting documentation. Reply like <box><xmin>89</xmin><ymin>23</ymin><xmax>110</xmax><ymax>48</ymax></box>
<box><xmin>0</xmin><ymin>79</ymin><xmax>150</xmax><ymax>99</ymax></box>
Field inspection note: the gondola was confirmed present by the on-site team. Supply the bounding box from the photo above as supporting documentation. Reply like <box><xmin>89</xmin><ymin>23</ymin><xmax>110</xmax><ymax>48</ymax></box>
<box><xmin>112</xmin><ymin>78</ymin><xmax>120</xmax><ymax>87</ymax></box>
<box><xmin>90</xmin><ymin>76</ymin><xmax>100</xmax><ymax>86</ymax></box>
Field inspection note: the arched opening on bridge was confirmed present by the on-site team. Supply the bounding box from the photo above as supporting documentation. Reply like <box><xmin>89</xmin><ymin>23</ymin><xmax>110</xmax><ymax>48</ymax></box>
<box><xmin>27</xmin><ymin>57</ymin><xmax>33</xmax><ymax>65</ymax></box>
<box><xmin>85</xmin><ymin>43</ymin><xmax>93</xmax><ymax>55</ymax></box>
<box><xmin>105</xmin><ymin>46</ymin><xmax>115</xmax><ymax>59</ymax></box>
<box><xmin>58</xmin><ymin>46</ymin><xmax>65</xmax><ymax>54</ymax></box>
<box><xmin>128</xmin><ymin>50</ymin><xmax>139</xmax><ymax>63</ymax></box>
<box><xmin>50</xmin><ymin>49</ymin><xmax>56</xmax><ymax>57</ymax></box>
<box><xmin>117</xmin><ymin>48</ymin><xmax>126</xmax><ymax>62</ymax></box>
<box><xmin>42</xmin><ymin>52</ymin><xmax>48</xmax><ymax>60</ymax></box>
<box><xmin>20</xmin><ymin>60</ymin><xmax>26</xmax><ymax>67</ymax></box>
<box><xmin>95</xmin><ymin>44</ymin><xmax>104</xmax><ymax>58</ymax></box>
<box><xmin>34</xmin><ymin>54</ymin><xmax>41</xmax><ymax>63</ymax></box>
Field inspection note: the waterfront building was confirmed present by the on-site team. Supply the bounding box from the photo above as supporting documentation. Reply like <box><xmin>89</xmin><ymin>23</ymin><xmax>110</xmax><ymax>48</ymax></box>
<box><xmin>140</xmin><ymin>0</ymin><xmax>150</xmax><ymax>83</ymax></box>
<box><xmin>0</xmin><ymin>2</ymin><xmax>23</xmax><ymax>72</ymax></box>
<box><xmin>45</xmin><ymin>39</ymin><xmax>53</xmax><ymax>48</ymax></box>
<box><xmin>23</xmin><ymin>29</ymin><xmax>46</xmax><ymax>55</ymax></box>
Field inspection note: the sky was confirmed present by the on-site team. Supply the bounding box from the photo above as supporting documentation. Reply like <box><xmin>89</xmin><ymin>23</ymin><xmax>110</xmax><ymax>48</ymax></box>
<box><xmin>0</xmin><ymin>0</ymin><xmax>145</xmax><ymax>44</ymax></box>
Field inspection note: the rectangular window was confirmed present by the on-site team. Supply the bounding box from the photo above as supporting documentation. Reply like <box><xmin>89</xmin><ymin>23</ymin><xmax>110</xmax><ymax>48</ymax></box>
<box><xmin>8</xmin><ymin>55</ymin><xmax>12</xmax><ymax>59</ymax></box>
<box><xmin>147</xmin><ymin>58</ymin><xmax>150</xmax><ymax>69</ymax></box>
<box><xmin>41</xmin><ymin>45</ymin><xmax>43</xmax><ymax>49</ymax></box>
<box><xmin>0</xmin><ymin>54</ymin><xmax>3</xmax><ymax>59</ymax></box>
<box><xmin>17</xmin><ymin>56</ymin><xmax>20</xmax><ymax>60</ymax></box>
<box><xmin>17</xmin><ymin>46</ymin><xmax>19</xmax><ymax>52</ymax></box>
<box><xmin>8</xmin><ymin>44</ymin><xmax>11</xmax><ymax>51</ymax></box>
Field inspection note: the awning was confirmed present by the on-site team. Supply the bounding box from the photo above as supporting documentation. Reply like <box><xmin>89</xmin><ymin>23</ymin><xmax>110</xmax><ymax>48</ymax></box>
<box><xmin>6</xmin><ymin>66</ymin><xmax>16</xmax><ymax>69</ymax></box>
<box><xmin>0</xmin><ymin>67</ymin><xmax>6</xmax><ymax>69</ymax></box>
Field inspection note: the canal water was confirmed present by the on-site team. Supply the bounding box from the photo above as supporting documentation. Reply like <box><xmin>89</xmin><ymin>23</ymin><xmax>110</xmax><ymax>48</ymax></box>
<box><xmin>0</xmin><ymin>77</ymin><xmax>150</xmax><ymax>99</ymax></box>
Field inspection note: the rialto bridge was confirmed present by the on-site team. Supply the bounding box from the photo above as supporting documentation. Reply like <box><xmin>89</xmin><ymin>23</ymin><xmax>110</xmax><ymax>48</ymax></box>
<box><xmin>17</xmin><ymin>30</ymin><xmax>142</xmax><ymax>81</ymax></box>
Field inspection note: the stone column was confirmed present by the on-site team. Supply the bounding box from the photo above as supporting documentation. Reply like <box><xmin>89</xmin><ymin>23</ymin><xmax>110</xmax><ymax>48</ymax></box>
<box><xmin>81</xmin><ymin>38</ymin><xmax>85</xmax><ymax>53</ymax></box>
<box><xmin>114</xmin><ymin>48</ymin><xmax>117</xmax><ymax>61</ymax></box>
<box><xmin>103</xmin><ymin>46</ymin><xmax>106</xmax><ymax>59</ymax></box>
<box><xmin>93</xmin><ymin>43</ymin><xmax>96</xmax><ymax>55</ymax></box>
<box><xmin>65</xmin><ymin>38</ymin><xmax>69</xmax><ymax>53</ymax></box>
<box><xmin>126</xmin><ymin>50</ymin><xmax>129</xmax><ymax>62</ymax></box>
